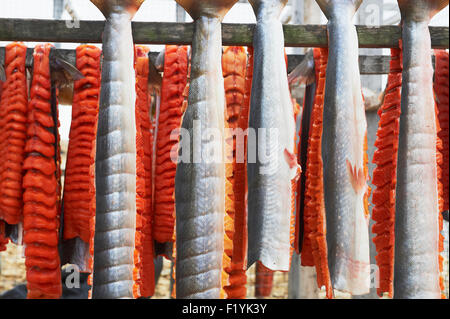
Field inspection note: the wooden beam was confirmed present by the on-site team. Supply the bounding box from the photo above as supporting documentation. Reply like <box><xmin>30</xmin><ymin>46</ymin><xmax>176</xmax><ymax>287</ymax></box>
<box><xmin>3</xmin><ymin>46</ymin><xmax>435</xmax><ymax>75</ymax></box>
<box><xmin>0</xmin><ymin>18</ymin><xmax>448</xmax><ymax>48</ymax></box>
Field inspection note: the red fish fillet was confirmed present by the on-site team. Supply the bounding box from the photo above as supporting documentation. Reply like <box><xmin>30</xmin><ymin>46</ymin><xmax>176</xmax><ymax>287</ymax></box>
<box><xmin>301</xmin><ymin>48</ymin><xmax>333</xmax><ymax>299</ymax></box>
<box><xmin>371</xmin><ymin>44</ymin><xmax>403</xmax><ymax>298</ymax></box>
<box><xmin>0</xmin><ymin>42</ymin><xmax>28</xmax><ymax>226</ymax></box>
<box><xmin>433</xmin><ymin>49</ymin><xmax>448</xmax><ymax>299</ymax></box>
<box><xmin>221</xmin><ymin>46</ymin><xmax>247</xmax><ymax>299</ymax></box>
<box><xmin>133</xmin><ymin>45</ymin><xmax>155</xmax><ymax>298</ymax></box>
<box><xmin>23</xmin><ymin>43</ymin><xmax>61</xmax><ymax>299</ymax></box>
<box><xmin>222</xmin><ymin>47</ymin><xmax>253</xmax><ymax>299</ymax></box>
<box><xmin>62</xmin><ymin>45</ymin><xmax>100</xmax><ymax>245</ymax></box>
<box><xmin>153</xmin><ymin>45</ymin><xmax>188</xmax><ymax>244</ymax></box>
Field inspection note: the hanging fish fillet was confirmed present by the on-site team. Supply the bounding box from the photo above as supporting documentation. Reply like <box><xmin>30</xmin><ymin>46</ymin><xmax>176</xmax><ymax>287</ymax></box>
<box><xmin>153</xmin><ymin>45</ymin><xmax>188</xmax><ymax>244</ymax></box>
<box><xmin>434</xmin><ymin>49</ymin><xmax>448</xmax><ymax>299</ymax></box>
<box><xmin>221</xmin><ymin>46</ymin><xmax>247</xmax><ymax>299</ymax></box>
<box><xmin>288</xmin><ymin>50</ymin><xmax>316</xmax><ymax>255</ymax></box>
<box><xmin>23</xmin><ymin>43</ymin><xmax>61</xmax><ymax>299</ymax></box>
<box><xmin>394</xmin><ymin>0</ymin><xmax>448</xmax><ymax>299</ymax></box>
<box><xmin>0</xmin><ymin>42</ymin><xmax>28</xmax><ymax>227</ymax></box>
<box><xmin>255</xmin><ymin>261</ymin><xmax>274</xmax><ymax>298</ymax></box>
<box><xmin>247</xmin><ymin>0</ymin><xmax>298</xmax><ymax>272</ymax></box>
<box><xmin>62</xmin><ymin>45</ymin><xmax>101</xmax><ymax>274</ymax></box>
<box><xmin>434</xmin><ymin>50</ymin><xmax>449</xmax><ymax>213</ymax></box>
<box><xmin>371</xmin><ymin>44</ymin><xmax>403</xmax><ymax>298</ymax></box>
<box><xmin>133</xmin><ymin>45</ymin><xmax>155</xmax><ymax>298</ymax></box>
<box><xmin>174</xmin><ymin>0</ymin><xmax>238</xmax><ymax>299</ymax></box>
<box><xmin>223</xmin><ymin>47</ymin><xmax>253</xmax><ymax>299</ymax></box>
<box><xmin>299</xmin><ymin>48</ymin><xmax>333</xmax><ymax>298</ymax></box>
<box><xmin>90</xmin><ymin>0</ymin><xmax>145</xmax><ymax>299</ymax></box>
<box><xmin>315</xmin><ymin>0</ymin><xmax>370</xmax><ymax>295</ymax></box>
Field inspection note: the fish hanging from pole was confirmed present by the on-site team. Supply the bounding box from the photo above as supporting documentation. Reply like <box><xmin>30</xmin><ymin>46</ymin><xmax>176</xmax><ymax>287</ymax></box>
<box><xmin>394</xmin><ymin>0</ymin><xmax>448</xmax><ymax>299</ymax></box>
<box><xmin>315</xmin><ymin>0</ymin><xmax>371</xmax><ymax>296</ymax></box>
<box><xmin>247</xmin><ymin>0</ymin><xmax>300</xmax><ymax>273</ymax></box>
<box><xmin>89</xmin><ymin>0</ymin><xmax>145</xmax><ymax>299</ymax></box>
<box><xmin>174</xmin><ymin>0</ymin><xmax>238</xmax><ymax>299</ymax></box>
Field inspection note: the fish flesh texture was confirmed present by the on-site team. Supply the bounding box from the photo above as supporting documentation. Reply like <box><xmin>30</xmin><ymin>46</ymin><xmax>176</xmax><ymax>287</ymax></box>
<box><xmin>153</xmin><ymin>45</ymin><xmax>188</xmax><ymax>244</ymax></box>
<box><xmin>247</xmin><ymin>0</ymin><xmax>298</xmax><ymax>272</ymax></box>
<box><xmin>23</xmin><ymin>43</ymin><xmax>62</xmax><ymax>299</ymax></box>
<box><xmin>224</xmin><ymin>47</ymin><xmax>254</xmax><ymax>299</ymax></box>
<box><xmin>133</xmin><ymin>45</ymin><xmax>155</xmax><ymax>298</ymax></box>
<box><xmin>434</xmin><ymin>49</ymin><xmax>448</xmax><ymax>299</ymax></box>
<box><xmin>174</xmin><ymin>0</ymin><xmax>238</xmax><ymax>299</ymax></box>
<box><xmin>372</xmin><ymin>44</ymin><xmax>403</xmax><ymax>298</ymax></box>
<box><xmin>61</xmin><ymin>45</ymin><xmax>101</xmax><ymax>275</ymax></box>
<box><xmin>394</xmin><ymin>0</ymin><xmax>448</xmax><ymax>299</ymax></box>
<box><xmin>0</xmin><ymin>42</ymin><xmax>28</xmax><ymax>227</ymax></box>
<box><xmin>315</xmin><ymin>0</ymin><xmax>370</xmax><ymax>295</ymax></box>
<box><xmin>300</xmin><ymin>48</ymin><xmax>333</xmax><ymax>298</ymax></box>
<box><xmin>222</xmin><ymin>46</ymin><xmax>248</xmax><ymax>299</ymax></box>
<box><xmin>90</xmin><ymin>0</ymin><xmax>145</xmax><ymax>299</ymax></box>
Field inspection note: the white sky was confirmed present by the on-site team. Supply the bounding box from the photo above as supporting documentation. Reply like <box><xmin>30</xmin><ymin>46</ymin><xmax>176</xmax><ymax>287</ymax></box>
<box><xmin>0</xmin><ymin>0</ymin><xmax>448</xmax><ymax>140</ymax></box>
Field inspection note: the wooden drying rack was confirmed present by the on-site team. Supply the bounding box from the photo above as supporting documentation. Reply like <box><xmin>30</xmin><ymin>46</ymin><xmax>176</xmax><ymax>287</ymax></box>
<box><xmin>0</xmin><ymin>18</ymin><xmax>449</xmax><ymax>74</ymax></box>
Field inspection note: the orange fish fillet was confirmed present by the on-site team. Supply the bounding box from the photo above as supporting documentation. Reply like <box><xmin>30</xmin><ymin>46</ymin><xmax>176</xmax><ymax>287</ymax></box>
<box><xmin>371</xmin><ymin>44</ymin><xmax>403</xmax><ymax>298</ymax></box>
<box><xmin>23</xmin><ymin>44</ymin><xmax>61</xmax><ymax>299</ymax></box>
<box><xmin>434</xmin><ymin>49</ymin><xmax>448</xmax><ymax>299</ymax></box>
<box><xmin>0</xmin><ymin>42</ymin><xmax>28</xmax><ymax>226</ymax></box>
<box><xmin>221</xmin><ymin>46</ymin><xmax>247</xmax><ymax>299</ymax></box>
<box><xmin>153</xmin><ymin>45</ymin><xmax>189</xmax><ymax>244</ymax></box>
<box><xmin>133</xmin><ymin>45</ymin><xmax>156</xmax><ymax>298</ymax></box>
<box><xmin>300</xmin><ymin>48</ymin><xmax>333</xmax><ymax>299</ymax></box>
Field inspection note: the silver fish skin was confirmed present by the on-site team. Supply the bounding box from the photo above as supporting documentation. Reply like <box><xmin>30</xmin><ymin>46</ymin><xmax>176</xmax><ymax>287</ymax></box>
<box><xmin>394</xmin><ymin>0</ymin><xmax>448</xmax><ymax>299</ymax></box>
<box><xmin>315</xmin><ymin>0</ymin><xmax>371</xmax><ymax>295</ymax></box>
<box><xmin>247</xmin><ymin>0</ymin><xmax>297</xmax><ymax>272</ymax></box>
<box><xmin>174</xmin><ymin>0</ymin><xmax>238</xmax><ymax>299</ymax></box>
<box><xmin>90</xmin><ymin>0</ymin><xmax>145</xmax><ymax>299</ymax></box>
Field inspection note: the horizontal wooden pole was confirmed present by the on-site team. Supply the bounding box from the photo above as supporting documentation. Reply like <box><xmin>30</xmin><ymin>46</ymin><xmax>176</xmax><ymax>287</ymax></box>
<box><xmin>0</xmin><ymin>18</ymin><xmax>448</xmax><ymax>49</ymax></box>
<box><xmin>1</xmin><ymin>46</ymin><xmax>404</xmax><ymax>75</ymax></box>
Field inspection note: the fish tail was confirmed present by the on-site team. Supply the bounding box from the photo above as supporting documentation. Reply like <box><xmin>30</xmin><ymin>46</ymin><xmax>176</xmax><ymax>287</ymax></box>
<box><xmin>397</xmin><ymin>0</ymin><xmax>449</xmax><ymax>22</ymax></box>
<box><xmin>176</xmin><ymin>0</ymin><xmax>238</xmax><ymax>20</ymax></box>
<box><xmin>90</xmin><ymin>0</ymin><xmax>145</xmax><ymax>18</ymax></box>
<box><xmin>248</xmin><ymin>0</ymin><xmax>288</xmax><ymax>19</ymax></box>
<box><xmin>0</xmin><ymin>42</ymin><xmax>28</xmax><ymax>226</ymax></box>
<box><xmin>23</xmin><ymin>43</ymin><xmax>62</xmax><ymax>299</ymax></box>
<box><xmin>371</xmin><ymin>44</ymin><xmax>403</xmax><ymax>298</ymax></box>
<box><xmin>315</xmin><ymin>0</ymin><xmax>362</xmax><ymax>19</ymax></box>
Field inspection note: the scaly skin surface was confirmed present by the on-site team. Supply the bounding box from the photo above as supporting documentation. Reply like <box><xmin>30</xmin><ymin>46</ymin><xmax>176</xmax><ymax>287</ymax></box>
<box><xmin>315</xmin><ymin>0</ymin><xmax>370</xmax><ymax>295</ymax></box>
<box><xmin>394</xmin><ymin>0</ymin><xmax>448</xmax><ymax>299</ymax></box>
<box><xmin>247</xmin><ymin>0</ymin><xmax>297</xmax><ymax>272</ymax></box>
<box><xmin>174</xmin><ymin>0</ymin><xmax>238</xmax><ymax>299</ymax></box>
<box><xmin>90</xmin><ymin>0</ymin><xmax>144</xmax><ymax>299</ymax></box>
